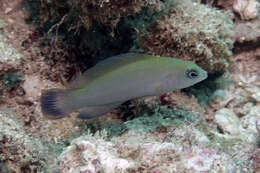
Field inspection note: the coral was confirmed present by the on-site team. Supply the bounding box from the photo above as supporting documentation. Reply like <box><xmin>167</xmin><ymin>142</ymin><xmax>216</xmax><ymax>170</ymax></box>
<box><xmin>23</xmin><ymin>0</ymin><xmax>234</xmax><ymax>74</ymax></box>
<box><xmin>207</xmin><ymin>107</ymin><xmax>259</xmax><ymax>172</ymax></box>
<box><xmin>214</xmin><ymin>108</ymin><xmax>256</xmax><ymax>141</ymax></box>
<box><xmin>0</xmin><ymin>33</ymin><xmax>24</xmax><ymax>98</ymax></box>
<box><xmin>56</xmin><ymin>113</ymin><xmax>259</xmax><ymax>172</ymax></box>
<box><xmin>0</xmin><ymin>34</ymin><xmax>22</xmax><ymax>62</ymax></box>
<box><xmin>0</xmin><ymin>110</ymin><xmax>51</xmax><ymax>172</ymax></box>
<box><xmin>182</xmin><ymin>146</ymin><xmax>236</xmax><ymax>172</ymax></box>
<box><xmin>233</xmin><ymin>0</ymin><xmax>259</xmax><ymax>20</ymax></box>
<box><xmin>215</xmin><ymin>108</ymin><xmax>243</xmax><ymax>136</ymax></box>
<box><xmin>23</xmin><ymin>0</ymin><xmax>175</xmax><ymax>71</ymax></box>
<box><xmin>0</xmin><ymin>0</ymin><xmax>89</xmax><ymax>145</ymax></box>
<box><xmin>198</xmin><ymin>44</ymin><xmax>260</xmax><ymax>172</ymax></box>
<box><xmin>54</xmin><ymin>42</ymin><xmax>260</xmax><ymax>172</ymax></box>
<box><xmin>1</xmin><ymin>0</ymin><xmax>260</xmax><ymax>172</ymax></box>
<box><xmin>235</xmin><ymin>20</ymin><xmax>260</xmax><ymax>43</ymax></box>
<box><xmin>29</xmin><ymin>0</ymin><xmax>166</xmax><ymax>30</ymax></box>
<box><xmin>207</xmin><ymin>49</ymin><xmax>260</xmax><ymax>143</ymax></box>
<box><xmin>140</xmin><ymin>0</ymin><xmax>234</xmax><ymax>73</ymax></box>
<box><xmin>56</xmin><ymin>125</ymin><xmax>239</xmax><ymax>173</ymax></box>
<box><xmin>59</xmin><ymin>99</ymin><xmax>258</xmax><ymax>172</ymax></box>
<box><xmin>56</xmin><ymin>134</ymin><xmax>134</xmax><ymax>173</ymax></box>
<box><xmin>240</xmin><ymin>106</ymin><xmax>260</xmax><ymax>137</ymax></box>
<box><xmin>233</xmin><ymin>0</ymin><xmax>260</xmax><ymax>43</ymax></box>
<box><xmin>68</xmin><ymin>0</ymin><xmax>163</xmax><ymax>28</ymax></box>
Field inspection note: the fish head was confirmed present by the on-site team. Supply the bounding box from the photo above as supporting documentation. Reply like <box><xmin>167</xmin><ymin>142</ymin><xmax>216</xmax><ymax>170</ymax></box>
<box><xmin>168</xmin><ymin>60</ymin><xmax>208</xmax><ymax>89</ymax></box>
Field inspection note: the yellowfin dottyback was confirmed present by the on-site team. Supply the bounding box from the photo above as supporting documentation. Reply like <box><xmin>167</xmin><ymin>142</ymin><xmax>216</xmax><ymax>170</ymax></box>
<box><xmin>41</xmin><ymin>53</ymin><xmax>208</xmax><ymax>119</ymax></box>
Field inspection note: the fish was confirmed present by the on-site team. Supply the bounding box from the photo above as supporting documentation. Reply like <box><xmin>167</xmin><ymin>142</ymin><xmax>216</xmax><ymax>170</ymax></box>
<box><xmin>40</xmin><ymin>53</ymin><xmax>208</xmax><ymax>119</ymax></box>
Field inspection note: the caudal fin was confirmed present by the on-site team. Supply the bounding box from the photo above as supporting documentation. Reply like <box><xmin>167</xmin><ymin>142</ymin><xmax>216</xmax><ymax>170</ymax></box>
<box><xmin>40</xmin><ymin>89</ymin><xmax>70</xmax><ymax>119</ymax></box>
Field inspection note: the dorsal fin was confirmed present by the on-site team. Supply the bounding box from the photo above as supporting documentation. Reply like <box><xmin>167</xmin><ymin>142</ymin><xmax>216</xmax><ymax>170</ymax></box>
<box><xmin>69</xmin><ymin>53</ymin><xmax>155</xmax><ymax>89</ymax></box>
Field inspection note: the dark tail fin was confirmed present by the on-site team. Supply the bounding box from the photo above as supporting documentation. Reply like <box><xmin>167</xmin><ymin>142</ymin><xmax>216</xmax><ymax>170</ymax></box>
<box><xmin>40</xmin><ymin>89</ymin><xmax>70</xmax><ymax>119</ymax></box>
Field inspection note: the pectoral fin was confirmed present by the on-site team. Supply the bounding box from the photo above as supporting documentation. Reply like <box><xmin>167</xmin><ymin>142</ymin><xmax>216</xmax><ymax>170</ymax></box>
<box><xmin>77</xmin><ymin>103</ymin><xmax>121</xmax><ymax>120</ymax></box>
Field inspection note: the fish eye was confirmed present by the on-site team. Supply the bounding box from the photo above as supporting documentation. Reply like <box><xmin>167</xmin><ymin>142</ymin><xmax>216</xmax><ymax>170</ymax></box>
<box><xmin>186</xmin><ymin>69</ymin><xmax>199</xmax><ymax>79</ymax></box>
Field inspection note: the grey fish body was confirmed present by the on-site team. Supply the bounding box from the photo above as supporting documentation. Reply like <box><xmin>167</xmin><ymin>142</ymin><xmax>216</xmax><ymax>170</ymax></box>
<box><xmin>77</xmin><ymin>102</ymin><xmax>122</xmax><ymax>119</ymax></box>
<box><xmin>67</xmin><ymin>59</ymin><xmax>175</xmax><ymax>107</ymax></box>
<box><xmin>41</xmin><ymin>53</ymin><xmax>208</xmax><ymax>119</ymax></box>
